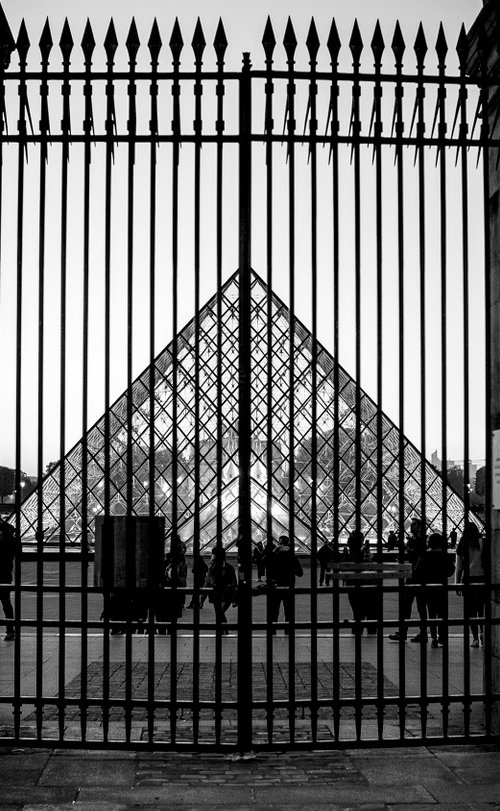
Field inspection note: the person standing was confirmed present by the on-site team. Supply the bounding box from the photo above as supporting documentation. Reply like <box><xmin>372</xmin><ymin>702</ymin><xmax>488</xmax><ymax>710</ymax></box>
<box><xmin>414</xmin><ymin>532</ymin><xmax>455</xmax><ymax>648</ymax></box>
<box><xmin>186</xmin><ymin>549</ymin><xmax>208</xmax><ymax>609</ymax></box>
<box><xmin>317</xmin><ymin>540</ymin><xmax>335</xmax><ymax>586</ymax></box>
<box><xmin>455</xmin><ymin>521</ymin><xmax>486</xmax><ymax>647</ymax></box>
<box><xmin>156</xmin><ymin>535</ymin><xmax>188</xmax><ymax>633</ymax></box>
<box><xmin>342</xmin><ymin>530</ymin><xmax>380</xmax><ymax>634</ymax></box>
<box><xmin>388</xmin><ymin>517</ymin><xmax>427</xmax><ymax>643</ymax></box>
<box><xmin>204</xmin><ymin>546</ymin><xmax>237</xmax><ymax>633</ymax></box>
<box><xmin>0</xmin><ymin>519</ymin><xmax>18</xmax><ymax>642</ymax></box>
<box><xmin>268</xmin><ymin>535</ymin><xmax>303</xmax><ymax>631</ymax></box>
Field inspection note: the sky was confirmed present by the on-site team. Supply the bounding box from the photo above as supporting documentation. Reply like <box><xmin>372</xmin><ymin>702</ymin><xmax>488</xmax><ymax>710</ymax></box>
<box><xmin>0</xmin><ymin>0</ymin><xmax>487</xmax><ymax>478</ymax></box>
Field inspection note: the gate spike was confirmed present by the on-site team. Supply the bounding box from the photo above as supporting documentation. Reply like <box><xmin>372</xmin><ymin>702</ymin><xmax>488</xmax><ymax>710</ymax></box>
<box><xmin>126</xmin><ymin>18</ymin><xmax>140</xmax><ymax>63</ymax></box>
<box><xmin>81</xmin><ymin>19</ymin><xmax>95</xmax><ymax>63</ymax></box>
<box><xmin>39</xmin><ymin>18</ymin><xmax>53</xmax><ymax>63</ymax></box>
<box><xmin>283</xmin><ymin>17</ymin><xmax>297</xmax><ymax>62</ymax></box>
<box><xmin>349</xmin><ymin>20</ymin><xmax>363</xmax><ymax>66</ymax></box>
<box><xmin>414</xmin><ymin>22</ymin><xmax>427</xmax><ymax>68</ymax></box>
<box><xmin>435</xmin><ymin>22</ymin><xmax>448</xmax><ymax>68</ymax></box>
<box><xmin>327</xmin><ymin>18</ymin><xmax>341</xmax><ymax>66</ymax></box>
<box><xmin>306</xmin><ymin>18</ymin><xmax>320</xmax><ymax>64</ymax></box>
<box><xmin>148</xmin><ymin>19</ymin><xmax>162</xmax><ymax>64</ymax></box>
<box><xmin>370</xmin><ymin>20</ymin><xmax>385</xmax><ymax>66</ymax></box>
<box><xmin>456</xmin><ymin>23</ymin><xmax>468</xmax><ymax>71</ymax></box>
<box><xmin>0</xmin><ymin>3</ymin><xmax>15</xmax><ymax>68</ymax></box>
<box><xmin>262</xmin><ymin>16</ymin><xmax>276</xmax><ymax>62</ymax></box>
<box><xmin>104</xmin><ymin>19</ymin><xmax>118</xmax><ymax>62</ymax></box>
<box><xmin>214</xmin><ymin>18</ymin><xmax>228</xmax><ymax>63</ymax></box>
<box><xmin>391</xmin><ymin>21</ymin><xmax>405</xmax><ymax>66</ymax></box>
<box><xmin>16</xmin><ymin>19</ymin><xmax>30</xmax><ymax>66</ymax></box>
<box><xmin>169</xmin><ymin>18</ymin><xmax>183</xmax><ymax>63</ymax></box>
<box><xmin>192</xmin><ymin>18</ymin><xmax>206</xmax><ymax>62</ymax></box>
<box><xmin>59</xmin><ymin>18</ymin><xmax>74</xmax><ymax>61</ymax></box>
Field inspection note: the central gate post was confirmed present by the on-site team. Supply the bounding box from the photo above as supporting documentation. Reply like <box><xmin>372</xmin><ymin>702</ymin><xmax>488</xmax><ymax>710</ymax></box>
<box><xmin>468</xmin><ymin>0</ymin><xmax>500</xmax><ymax>735</ymax></box>
<box><xmin>237</xmin><ymin>51</ymin><xmax>253</xmax><ymax>753</ymax></box>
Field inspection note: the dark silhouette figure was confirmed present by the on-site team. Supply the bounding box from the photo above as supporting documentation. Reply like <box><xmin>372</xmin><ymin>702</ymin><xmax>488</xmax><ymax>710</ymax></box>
<box><xmin>252</xmin><ymin>541</ymin><xmax>267</xmax><ymax>582</ymax></box>
<box><xmin>388</xmin><ymin>517</ymin><xmax>427</xmax><ymax>643</ymax></box>
<box><xmin>414</xmin><ymin>532</ymin><xmax>455</xmax><ymax>647</ymax></box>
<box><xmin>204</xmin><ymin>546</ymin><xmax>237</xmax><ymax>633</ymax></box>
<box><xmin>156</xmin><ymin>535</ymin><xmax>187</xmax><ymax>634</ymax></box>
<box><xmin>187</xmin><ymin>551</ymin><xmax>208</xmax><ymax>609</ymax></box>
<box><xmin>317</xmin><ymin>540</ymin><xmax>335</xmax><ymax>586</ymax></box>
<box><xmin>386</xmin><ymin>530</ymin><xmax>398</xmax><ymax>551</ymax></box>
<box><xmin>456</xmin><ymin>521</ymin><xmax>486</xmax><ymax>647</ymax></box>
<box><xmin>449</xmin><ymin>529</ymin><xmax>458</xmax><ymax>549</ymax></box>
<box><xmin>0</xmin><ymin>519</ymin><xmax>18</xmax><ymax>641</ymax></box>
<box><xmin>342</xmin><ymin>530</ymin><xmax>381</xmax><ymax>635</ymax></box>
<box><xmin>268</xmin><ymin>535</ymin><xmax>303</xmax><ymax>631</ymax></box>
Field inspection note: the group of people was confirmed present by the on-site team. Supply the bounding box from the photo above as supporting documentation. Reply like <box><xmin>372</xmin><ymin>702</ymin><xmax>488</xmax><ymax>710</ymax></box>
<box><xmin>0</xmin><ymin>516</ymin><xmax>488</xmax><ymax>645</ymax></box>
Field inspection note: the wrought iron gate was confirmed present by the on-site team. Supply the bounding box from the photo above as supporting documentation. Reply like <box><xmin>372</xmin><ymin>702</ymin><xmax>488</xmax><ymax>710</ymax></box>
<box><xmin>0</xmin><ymin>4</ymin><xmax>498</xmax><ymax>751</ymax></box>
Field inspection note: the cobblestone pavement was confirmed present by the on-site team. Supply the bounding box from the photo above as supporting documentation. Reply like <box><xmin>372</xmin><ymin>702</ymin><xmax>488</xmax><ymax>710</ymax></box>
<box><xmin>1</xmin><ymin>743</ymin><xmax>500</xmax><ymax>808</ymax></box>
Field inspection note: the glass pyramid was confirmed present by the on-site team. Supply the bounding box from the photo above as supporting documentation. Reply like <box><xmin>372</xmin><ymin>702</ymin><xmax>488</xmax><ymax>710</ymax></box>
<box><xmin>17</xmin><ymin>270</ymin><xmax>473</xmax><ymax>551</ymax></box>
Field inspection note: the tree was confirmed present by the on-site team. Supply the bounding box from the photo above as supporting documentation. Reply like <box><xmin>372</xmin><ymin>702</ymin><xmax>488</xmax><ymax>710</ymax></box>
<box><xmin>446</xmin><ymin>465</ymin><xmax>465</xmax><ymax>497</ymax></box>
<box><xmin>0</xmin><ymin>466</ymin><xmax>15</xmax><ymax>499</ymax></box>
<box><xmin>475</xmin><ymin>466</ymin><xmax>485</xmax><ymax>497</ymax></box>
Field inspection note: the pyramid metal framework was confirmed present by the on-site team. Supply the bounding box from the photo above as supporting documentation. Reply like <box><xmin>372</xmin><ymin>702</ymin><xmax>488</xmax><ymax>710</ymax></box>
<box><xmin>17</xmin><ymin>270</ymin><xmax>473</xmax><ymax>551</ymax></box>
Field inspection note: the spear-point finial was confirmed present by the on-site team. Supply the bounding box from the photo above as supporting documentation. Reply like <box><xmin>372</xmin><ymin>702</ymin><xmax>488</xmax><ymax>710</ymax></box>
<box><xmin>16</xmin><ymin>20</ymin><xmax>30</xmax><ymax>66</ymax></box>
<box><xmin>306</xmin><ymin>18</ymin><xmax>320</xmax><ymax>64</ymax></box>
<box><xmin>391</xmin><ymin>21</ymin><xmax>405</xmax><ymax>66</ymax></box>
<box><xmin>126</xmin><ymin>18</ymin><xmax>140</xmax><ymax>63</ymax></box>
<box><xmin>371</xmin><ymin>20</ymin><xmax>385</xmax><ymax>66</ymax></box>
<box><xmin>435</xmin><ymin>22</ymin><xmax>448</xmax><ymax>68</ymax></box>
<box><xmin>59</xmin><ymin>19</ymin><xmax>74</xmax><ymax>62</ymax></box>
<box><xmin>349</xmin><ymin>20</ymin><xmax>363</xmax><ymax>66</ymax></box>
<box><xmin>0</xmin><ymin>3</ymin><xmax>15</xmax><ymax>69</ymax></box>
<box><xmin>170</xmin><ymin>18</ymin><xmax>184</xmax><ymax>63</ymax></box>
<box><xmin>192</xmin><ymin>18</ymin><xmax>206</xmax><ymax>62</ymax></box>
<box><xmin>262</xmin><ymin>16</ymin><xmax>276</xmax><ymax>62</ymax></box>
<box><xmin>104</xmin><ymin>19</ymin><xmax>118</xmax><ymax>63</ymax></box>
<box><xmin>39</xmin><ymin>18</ymin><xmax>53</xmax><ymax>64</ymax></box>
<box><xmin>148</xmin><ymin>19</ymin><xmax>162</xmax><ymax>64</ymax></box>
<box><xmin>456</xmin><ymin>23</ymin><xmax>468</xmax><ymax>71</ymax></box>
<box><xmin>414</xmin><ymin>22</ymin><xmax>427</xmax><ymax>68</ymax></box>
<box><xmin>283</xmin><ymin>17</ymin><xmax>297</xmax><ymax>62</ymax></box>
<box><xmin>81</xmin><ymin>19</ymin><xmax>96</xmax><ymax>63</ymax></box>
<box><xmin>327</xmin><ymin>18</ymin><xmax>341</xmax><ymax>66</ymax></box>
<box><xmin>214</xmin><ymin>18</ymin><xmax>228</xmax><ymax>63</ymax></box>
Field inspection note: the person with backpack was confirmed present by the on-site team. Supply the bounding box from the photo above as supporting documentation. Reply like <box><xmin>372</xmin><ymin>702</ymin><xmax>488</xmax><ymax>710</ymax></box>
<box><xmin>414</xmin><ymin>532</ymin><xmax>455</xmax><ymax>648</ymax></box>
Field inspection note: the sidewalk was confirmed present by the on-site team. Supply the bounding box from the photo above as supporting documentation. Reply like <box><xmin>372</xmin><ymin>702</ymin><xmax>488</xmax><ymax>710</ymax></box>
<box><xmin>1</xmin><ymin>742</ymin><xmax>500</xmax><ymax>808</ymax></box>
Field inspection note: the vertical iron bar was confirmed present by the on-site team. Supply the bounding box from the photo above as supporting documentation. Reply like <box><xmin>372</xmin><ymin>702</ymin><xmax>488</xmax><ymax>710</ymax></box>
<box><xmin>237</xmin><ymin>51</ymin><xmax>253</xmax><ymax>754</ymax></box>
<box><xmin>102</xmin><ymin>34</ymin><xmax>115</xmax><ymax>745</ymax></box>
<box><xmin>35</xmin><ymin>46</ymin><xmax>49</xmax><ymax>741</ymax></box>
<box><xmin>193</xmin><ymin>27</ymin><xmax>203</xmax><ymax>746</ymax></box>
<box><xmin>373</xmin><ymin>53</ymin><xmax>385</xmax><ymax>743</ymax></box>
<box><xmin>308</xmin><ymin>40</ymin><xmax>319</xmax><ymax>745</ymax></box>
<box><xmin>170</xmin><ymin>36</ymin><xmax>181</xmax><ymax>747</ymax></box>
<box><xmin>416</xmin><ymin>53</ymin><xmax>428</xmax><ymax>742</ymax></box>
<box><xmin>264</xmin><ymin>29</ymin><xmax>275</xmax><ymax>748</ymax></box>
<box><xmin>147</xmin><ymin>29</ymin><xmax>159</xmax><ymax>748</ymax></box>
<box><xmin>437</xmin><ymin>57</ymin><xmax>449</xmax><ymax>740</ymax></box>
<box><xmin>80</xmin><ymin>36</ymin><xmax>93</xmax><ymax>746</ymax></box>
<box><xmin>458</xmin><ymin>60</ymin><xmax>472</xmax><ymax>737</ymax></box>
<box><xmin>285</xmin><ymin>36</ymin><xmax>297</xmax><ymax>748</ymax></box>
<box><xmin>351</xmin><ymin>46</ymin><xmax>363</xmax><ymax>744</ymax></box>
<box><xmin>394</xmin><ymin>53</ymin><xmax>407</xmax><ymax>742</ymax></box>
<box><xmin>329</xmin><ymin>46</ymin><xmax>341</xmax><ymax>744</ymax></box>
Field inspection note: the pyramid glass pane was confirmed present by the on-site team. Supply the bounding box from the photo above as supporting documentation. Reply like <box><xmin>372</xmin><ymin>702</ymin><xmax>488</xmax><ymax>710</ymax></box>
<box><xmin>15</xmin><ymin>271</ymin><xmax>478</xmax><ymax>551</ymax></box>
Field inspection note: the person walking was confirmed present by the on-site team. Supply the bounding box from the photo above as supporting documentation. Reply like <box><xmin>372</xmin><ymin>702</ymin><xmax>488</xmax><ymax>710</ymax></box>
<box><xmin>455</xmin><ymin>521</ymin><xmax>486</xmax><ymax>648</ymax></box>
<box><xmin>0</xmin><ymin>519</ymin><xmax>19</xmax><ymax>642</ymax></box>
<box><xmin>267</xmin><ymin>535</ymin><xmax>303</xmax><ymax>632</ymax></box>
<box><xmin>204</xmin><ymin>545</ymin><xmax>237</xmax><ymax>633</ymax></box>
<box><xmin>414</xmin><ymin>532</ymin><xmax>455</xmax><ymax>648</ymax></box>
